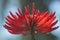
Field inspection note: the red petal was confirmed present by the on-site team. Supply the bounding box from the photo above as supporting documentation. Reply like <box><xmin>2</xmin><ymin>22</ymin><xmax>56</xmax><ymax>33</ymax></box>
<box><xmin>43</xmin><ymin>16</ymin><xmax>56</xmax><ymax>27</ymax></box>
<box><xmin>50</xmin><ymin>20</ymin><xmax>58</xmax><ymax>27</ymax></box>
<box><xmin>9</xmin><ymin>11</ymin><xmax>17</xmax><ymax>19</ymax></box>
<box><xmin>25</xmin><ymin>6</ymin><xmax>30</xmax><ymax>15</ymax></box>
<box><xmin>18</xmin><ymin>8</ymin><xmax>22</xmax><ymax>15</ymax></box>
<box><xmin>37</xmin><ymin>11</ymin><xmax>48</xmax><ymax>22</ymax></box>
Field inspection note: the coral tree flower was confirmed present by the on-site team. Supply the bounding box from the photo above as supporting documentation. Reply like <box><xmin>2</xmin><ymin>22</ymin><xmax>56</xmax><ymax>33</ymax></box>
<box><xmin>4</xmin><ymin>3</ymin><xmax>59</xmax><ymax>35</ymax></box>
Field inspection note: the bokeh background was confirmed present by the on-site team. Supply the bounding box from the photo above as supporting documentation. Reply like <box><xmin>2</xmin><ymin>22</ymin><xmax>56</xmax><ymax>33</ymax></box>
<box><xmin>0</xmin><ymin>0</ymin><xmax>60</xmax><ymax>40</ymax></box>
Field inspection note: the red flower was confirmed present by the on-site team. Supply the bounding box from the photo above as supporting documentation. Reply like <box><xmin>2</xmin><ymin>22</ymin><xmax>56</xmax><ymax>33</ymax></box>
<box><xmin>4</xmin><ymin>3</ymin><xmax>59</xmax><ymax>35</ymax></box>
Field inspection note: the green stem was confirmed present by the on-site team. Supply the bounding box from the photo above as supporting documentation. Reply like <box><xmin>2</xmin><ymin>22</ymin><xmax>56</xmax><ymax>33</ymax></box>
<box><xmin>30</xmin><ymin>19</ymin><xmax>36</xmax><ymax>40</ymax></box>
<box><xmin>30</xmin><ymin>27</ymin><xmax>35</xmax><ymax>40</ymax></box>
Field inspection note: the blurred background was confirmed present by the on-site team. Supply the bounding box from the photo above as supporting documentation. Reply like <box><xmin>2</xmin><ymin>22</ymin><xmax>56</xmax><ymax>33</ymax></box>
<box><xmin>0</xmin><ymin>0</ymin><xmax>60</xmax><ymax>40</ymax></box>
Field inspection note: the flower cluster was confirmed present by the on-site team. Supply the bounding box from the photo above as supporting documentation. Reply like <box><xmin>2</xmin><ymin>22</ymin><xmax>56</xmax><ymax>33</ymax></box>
<box><xmin>4</xmin><ymin>3</ymin><xmax>59</xmax><ymax>35</ymax></box>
